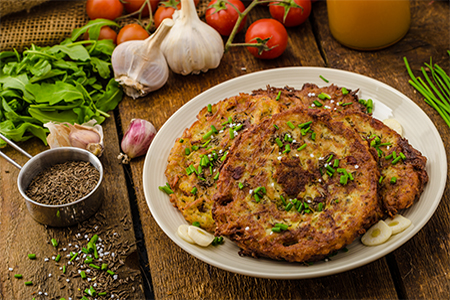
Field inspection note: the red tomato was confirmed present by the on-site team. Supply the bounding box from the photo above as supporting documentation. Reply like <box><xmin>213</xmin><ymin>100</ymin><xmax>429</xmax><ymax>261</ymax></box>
<box><xmin>86</xmin><ymin>0</ymin><xmax>124</xmax><ymax>20</ymax></box>
<box><xmin>154</xmin><ymin>0</ymin><xmax>180</xmax><ymax>28</ymax></box>
<box><xmin>123</xmin><ymin>0</ymin><xmax>160</xmax><ymax>17</ymax></box>
<box><xmin>117</xmin><ymin>24</ymin><xmax>150</xmax><ymax>45</ymax></box>
<box><xmin>269</xmin><ymin>0</ymin><xmax>312</xmax><ymax>27</ymax></box>
<box><xmin>205</xmin><ymin>0</ymin><xmax>246</xmax><ymax>36</ymax></box>
<box><xmin>244</xmin><ymin>19</ymin><xmax>288</xmax><ymax>59</ymax></box>
<box><xmin>83</xmin><ymin>26</ymin><xmax>118</xmax><ymax>44</ymax></box>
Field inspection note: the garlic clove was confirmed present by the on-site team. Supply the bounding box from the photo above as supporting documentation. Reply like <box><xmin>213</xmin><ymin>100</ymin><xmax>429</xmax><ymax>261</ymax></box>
<box><xmin>187</xmin><ymin>225</ymin><xmax>215</xmax><ymax>247</ymax></box>
<box><xmin>177</xmin><ymin>224</ymin><xmax>195</xmax><ymax>244</ymax></box>
<box><xmin>361</xmin><ymin>220</ymin><xmax>393</xmax><ymax>246</ymax></box>
<box><xmin>112</xmin><ymin>18</ymin><xmax>174</xmax><ymax>99</ymax></box>
<box><xmin>119</xmin><ymin>118</ymin><xmax>157</xmax><ymax>163</ymax></box>
<box><xmin>44</xmin><ymin>120</ymin><xmax>104</xmax><ymax>157</ymax></box>
<box><xmin>385</xmin><ymin>214</ymin><xmax>412</xmax><ymax>234</ymax></box>
<box><xmin>161</xmin><ymin>0</ymin><xmax>224</xmax><ymax>76</ymax></box>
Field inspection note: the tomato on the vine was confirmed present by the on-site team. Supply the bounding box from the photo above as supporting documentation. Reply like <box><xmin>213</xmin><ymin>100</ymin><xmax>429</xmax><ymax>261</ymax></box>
<box><xmin>244</xmin><ymin>19</ymin><xmax>288</xmax><ymax>59</ymax></box>
<box><xmin>117</xmin><ymin>24</ymin><xmax>150</xmax><ymax>45</ymax></box>
<box><xmin>123</xmin><ymin>0</ymin><xmax>160</xmax><ymax>17</ymax></box>
<box><xmin>83</xmin><ymin>26</ymin><xmax>118</xmax><ymax>44</ymax></box>
<box><xmin>86</xmin><ymin>0</ymin><xmax>124</xmax><ymax>20</ymax></box>
<box><xmin>205</xmin><ymin>0</ymin><xmax>246</xmax><ymax>36</ymax></box>
<box><xmin>154</xmin><ymin>0</ymin><xmax>180</xmax><ymax>28</ymax></box>
<box><xmin>269</xmin><ymin>0</ymin><xmax>311</xmax><ymax>27</ymax></box>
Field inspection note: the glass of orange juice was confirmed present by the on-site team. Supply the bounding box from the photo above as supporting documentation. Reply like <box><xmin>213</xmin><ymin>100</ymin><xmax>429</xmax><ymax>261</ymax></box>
<box><xmin>327</xmin><ymin>0</ymin><xmax>411</xmax><ymax>50</ymax></box>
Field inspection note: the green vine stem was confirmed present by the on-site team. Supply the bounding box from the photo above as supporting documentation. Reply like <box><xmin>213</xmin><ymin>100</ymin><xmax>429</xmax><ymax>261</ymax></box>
<box><xmin>117</xmin><ymin>0</ymin><xmax>155</xmax><ymax>32</ymax></box>
<box><xmin>223</xmin><ymin>0</ymin><xmax>290</xmax><ymax>53</ymax></box>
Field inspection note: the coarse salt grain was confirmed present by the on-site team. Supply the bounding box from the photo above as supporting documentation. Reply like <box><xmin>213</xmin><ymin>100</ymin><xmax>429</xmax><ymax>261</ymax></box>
<box><xmin>93</xmin><ymin>283</ymin><xmax>97</xmax><ymax>287</ymax></box>
<box><xmin>75</xmin><ymin>245</ymin><xmax>79</xmax><ymax>248</ymax></box>
<box><xmin>44</xmin><ymin>258</ymin><xmax>49</xmax><ymax>262</ymax></box>
<box><xmin>310</xmin><ymin>153</ymin><xmax>314</xmax><ymax>157</ymax></box>
<box><xmin>249</xmin><ymin>190</ymin><xmax>253</xmax><ymax>194</ymax></box>
<box><xmin>355</xmin><ymin>165</ymin><xmax>359</xmax><ymax>169</ymax></box>
<box><xmin>84</xmin><ymin>234</ymin><xmax>88</xmax><ymax>239</ymax></box>
<box><xmin>63</xmin><ymin>248</ymin><xmax>67</xmax><ymax>251</ymax></box>
<box><xmin>278</xmin><ymin>156</ymin><xmax>282</xmax><ymax>160</ymax></box>
<box><xmin>68</xmin><ymin>243</ymin><xmax>72</xmax><ymax>246</ymax></box>
<box><xmin>52</xmin><ymin>256</ymin><xmax>55</xmax><ymax>260</ymax></box>
<box><xmin>113</xmin><ymin>275</ymin><xmax>118</xmax><ymax>280</ymax></box>
<box><xmin>88</xmin><ymin>278</ymin><xmax>92</xmax><ymax>281</ymax></box>
<box><xmin>86</xmin><ymin>269</ymin><xmax>91</xmax><ymax>273</ymax></box>
<box><xmin>245</xmin><ymin>226</ymin><xmax>250</xmax><ymax>230</ymax></box>
<box><xmin>44</xmin><ymin>292</ymin><xmax>48</xmax><ymax>296</ymax></box>
<box><xmin>48</xmin><ymin>273</ymin><xmax>52</xmax><ymax>277</ymax></box>
<box><xmin>8</xmin><ymin>268</ymin><xmax>13</xmax><ymax>271</ymax></box>
<box><xmin>38</xmin><ymin>292</ymin><xmax>43</xmax><ymax>295</ymax></box>
<box><xmin>66</xmin><ymin>279</ymin><xmax>70</xmax><ymax>282</ymax></box>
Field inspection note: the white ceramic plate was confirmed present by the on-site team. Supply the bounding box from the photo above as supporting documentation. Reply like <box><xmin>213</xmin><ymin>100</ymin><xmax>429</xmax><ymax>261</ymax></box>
<box><xmin>143</xmin><ymin>67</ymin><xmax>446</xmax><ymax>279</ymax></box>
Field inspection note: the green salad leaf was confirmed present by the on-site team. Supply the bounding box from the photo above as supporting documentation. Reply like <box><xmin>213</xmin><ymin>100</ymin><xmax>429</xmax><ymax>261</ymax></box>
<box><xmin>0</xmin><ymin>19</ymin><xmax>121</xmax><ymax>148</ymax></box>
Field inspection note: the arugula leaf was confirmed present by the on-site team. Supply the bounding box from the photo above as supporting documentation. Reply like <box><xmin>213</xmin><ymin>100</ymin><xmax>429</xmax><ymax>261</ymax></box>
<box><xmin>48</xmin><ymin>44</ymin><xmax>91</xmax><ymax>61</ymax></box>
<box><xmin>90</xmin><ymin>57</ymin><xmax>111</xmax><ymax>79</ymax></box>
<box><xmin>70</xmin><ymin>19</ymin><xmax>120</xmax><ymax>42</ymax></box>
<box><xmin>0</xmin><ymin>119</ymin><xmax>47</xmax><ymax>147</ymax></box>
<box><xmin>95</xmin><ymin>78</ymin><xmax>123</xmax><ymax>113</ymax></box>
<box><xmin>26</xmin><ymin>81</ymin><xmax>84</xmax><ymax>105</ymax></box>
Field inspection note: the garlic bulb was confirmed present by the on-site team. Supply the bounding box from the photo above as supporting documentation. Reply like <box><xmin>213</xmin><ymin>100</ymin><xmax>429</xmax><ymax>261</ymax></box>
<box><xmin>111</xmin><ymin>19</ymin><xmax>174</xmax><ymax>99</ymax></box>
<box><xmin>44</xmin><ymin>120</ymin><xmax>104</xmax><ymax>157</ymax></box>
<box><xmin>161</xmin><ymin>0</ymin><xmax>224</xmax><ymax>75</ymax></box>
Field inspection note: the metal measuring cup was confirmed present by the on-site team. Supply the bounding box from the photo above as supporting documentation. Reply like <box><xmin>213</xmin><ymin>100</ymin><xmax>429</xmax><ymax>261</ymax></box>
<box><xmin>0</xmin><ymin>133</ymin><xmax>103</xmax><ymax>227</ymax></box>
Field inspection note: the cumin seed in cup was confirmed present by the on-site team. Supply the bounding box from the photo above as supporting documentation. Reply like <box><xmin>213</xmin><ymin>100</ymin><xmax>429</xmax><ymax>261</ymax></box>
<box><xmin>25</xmin><ymin>160</ymin><xmax>100</xmax><ymax>205</ymax></box>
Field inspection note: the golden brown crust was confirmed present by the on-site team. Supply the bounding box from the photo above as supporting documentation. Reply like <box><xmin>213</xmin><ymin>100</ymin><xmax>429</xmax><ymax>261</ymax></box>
<box><xmin>164</xmin><ymin>90</ymin><xmax>301</xmax><ymax>232</ymax></box>
<box><xmin>334</xmin><ymin>111</ymin><xmax>428</xmax><ymax>216</ymax></box>
<box><xmin>212</xmin><ymin>107</ymin><xmax>381</xmax><ymax>262</ymax></box>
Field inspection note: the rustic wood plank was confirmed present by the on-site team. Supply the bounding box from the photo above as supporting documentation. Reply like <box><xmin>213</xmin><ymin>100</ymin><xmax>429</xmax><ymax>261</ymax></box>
<box><xmin>118</xmin><ymin>4</ymin><xmax>398</xmax><ymax>299</ymax></box>
<box><xmin>313</xmin><ymin>0</ymin><xmax>450</xmax><ymax>299</ymax></box>
<box><xmin>0</xmin><ymin>116</ymin><xmax>144</xmax><ymax>299</ymax></box>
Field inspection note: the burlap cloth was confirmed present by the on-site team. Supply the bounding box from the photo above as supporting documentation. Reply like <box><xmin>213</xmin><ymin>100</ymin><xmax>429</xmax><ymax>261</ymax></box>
<box><xmin>0</xmin><ymin>0</ymin><xmax>209</xmax><ymax>52</ymax></box>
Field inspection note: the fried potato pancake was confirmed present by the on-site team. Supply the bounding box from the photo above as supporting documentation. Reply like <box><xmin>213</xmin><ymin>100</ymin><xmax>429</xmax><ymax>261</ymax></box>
<box><xmin>165</xmin><ymin>90</ymin><xmax>300</xmax><ymax>232</ymax></box>
<box><xmin>334</xmin><ymin>111</ymin><xmax>428</xmax><ymax>216</ymax></box>
<box><xmin>212</xmin><ymin>107</ymin><xmax>382</xmax><ymax>262</ymax></box>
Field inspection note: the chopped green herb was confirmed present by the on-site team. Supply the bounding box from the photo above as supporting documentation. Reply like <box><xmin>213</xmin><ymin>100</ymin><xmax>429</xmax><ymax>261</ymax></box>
<box><xmin>89</xmin><ymin>263</ymin><xmax>100</xmax><ymax>270</ymax></box>
<box><xmin>191</xmin><ymin>187</ymin><xmax>198</xmax><ymax>195</ymax></box>
<box><xmin>298</xmin><ymin>121</ymin><xmax>312</xmax><ymax>128</ymax></box>
<box><xmin>220</xmin><ymin>151</ymin><xmax>228</xmax><ymax>161</ymax></box>
<box><xmin>341</xmin><ymin>102</ymin><xmax>353</xmax><ymax>106</ymax></box>
<box><xmin>213</xmin><ymin>172</ymin><xmax>220</xmax><ymax>180</ymax></box>
<box><xmin>238</xmin><ymin>182</ymin><xmax>244</xmax><ymax>189</ymax></box>
<box><xmin>326</xmin><ymin>154</ymin><xmax>334</xmax><ymax>163</ymax></box>
<box><xmin>311</xmin><ymin>132</ymin><xmax>316</xmax><ymax>141</ymax></box>
<box><xmin>254</xmin><ymin>193</ymin><xmax>261</xmax><ymax>202</ymax></box>
<box><xmin>317</xmin><ymin>203</ymin><xmax>323</xmax><ymax>212</ymax></box>
<box><xmin>28</xmin><ymin>254</ymin><xmax>36</xmax><ymax>260</ymax></box>
<box><xmin>390</xmin><ymin>177</ymin><xmax>397</xmax><ymax>184</ymax></box>
<box><xmin>342</xmin><ymin>87</ymin><xmax>349</xmax><ymax>95</ymax></box>
<box><xmin>280</xmin><ymin>195</ymin><xmax>286</xmax><ymax>205</ymax></box>
<box><xmin>319</xmin><ymin>75</ymin><xmax>329</xmax><ymax>83</ymax></box>
<box><xmin>51</xmin><ymin>238</ymin><xmax>58</xmax><ymax>248</ymax></box>
<box><xmin>192</xmin><ymin>221</ymin><xmax>200</xmax><ymax>227</ymax></box>
<box><xmin>107</xmin><ymin>270</ymin><xmax>115</xmax><ymax>276</ymax></box>
<box><xmin>229</xmin><ymin>128</ymin><xmax>235</xmax><ymax>139</ymax></box>
<box><xmin>185</xmin><ymin>148</ymin><xmax>191</xmax><ymax>155</ymax></box>
<box><xmin>274</xmin><ymin>124</ymin><xmax>279</xmax><ymax>130</ymax></box>
<box><xmin>159</xmin><ymin>184</ymin><xmax>174</xmax><ymax>195</ymax></box>
<box><xmin>399</xmin><ymin>152</ymin><xmax>406</xmax><ymax>160</ymax></box>
<box><xmin>333</xmin><ymin>159</ymin><xmax>339</xmax><ymax>168</ymax></box>
<box><xmin>63</xmin><ymin>265</ymin><xmax>66</xmax><ymax>274</ymax></box>
<box><xmin>313</xmin><ymin>100</ymin><xmax>323</xmax><ymax>107</ymax></box>
<box><xmin>340</xmin><ymin>175</ymin><xmax>348</xmax><ymax>185</ymax></box>
<box><xmin>98</xmin><ymin>292</ymin><xmax>107</xmax><ymax>296</ymax></box>
<box><xmin>379</xmin><ymin>176</ymin><xmax>384</xmax><ymax>184</ymax></box>
<box><xmin>203</xmin><ymin>129</ymin><xmax>214</xmax><ymax>140</ymax></box>
<box><xmin>55</xmin><ymin>254</ymin><xmax>61</xmax><ymax>262</ymax></box>
<box><xmin>70</xmin><ymin>252</ymin><xmax>78</xmax><ymax>262</ymax></box>
<box><xmin>179</xmin><ymin>139</ymin><xmax>184</xmax><ymax>143</ymax></box>
<box><xmin>80</xmin><ymin>271</ymin><xmax>87</xmax><ymax>279</ymax></box>
<box><xmin>283</xmin><ymin>144</ymin><xmax>291</xmax><ymax>154</ymax></box>
<box><xmin>14</xmin><ymin>274</ymin><xmax>22</xmax><ymax>279</ymax></box>
<box><xmin>275</xmin><ymin>138</ymin><xmax>283</xmax><ymax>147</ymax></box>
<box><xmin>211</xmin><ymin>125</ymin><xmax>218</xmax><ymax>134</ymax></box>
<box><xmin>285</xmin><ymin>203</ymin><xmax>293</xmax><ymax>211</ymax></box>
<box><xmin>392</xmin><ymin>156</ymin><xmax>402</xmax><ymax>164</ymax></box>
<box><xmin>287</xmin><ymin>121</ymin><xmax>295</xmax><ymax>129</ymax></box>
<box><xmin>192</xmin><ymin>145</ymin><xmax>199</xmax><ymax>151</ymax></box>
<box><xmin>276</xmin><ymin>91</ymin><xmax>281</xmax><ymax>101</ymax></box>
<box><xmin>207</xmin><ymin>104</ymin><xmax>212</xmax><ymax>112</ymax></box>
<box><xmin>297</xmin><ymin>144</ymin><xmax>307</xmax><ymax>151</ymax></box>
<box><xmin>25</xmin><ymin>281</ymin><xmax>33</xmax><ymax>286</ymax></box>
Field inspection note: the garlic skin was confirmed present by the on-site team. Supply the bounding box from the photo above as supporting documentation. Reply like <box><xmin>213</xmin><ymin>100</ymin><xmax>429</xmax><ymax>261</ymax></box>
<box><xmin>161</xmin><ymin>0</ymin><xmax>224</xmax><ymax>75</ymax></box>
<box><xmin>44</xmin><ymin>120</ymin><xmax>104</xmax><ymax>157</ymax></box>
<box><xmin>118</xmin><ymin>119</ymin><xmax>157</xmax><ymax>164</ymax></box>
<box><xmin>112</xmin><ymin>19</ymin><xmax>174</xmax><ymax>99</ymax></box>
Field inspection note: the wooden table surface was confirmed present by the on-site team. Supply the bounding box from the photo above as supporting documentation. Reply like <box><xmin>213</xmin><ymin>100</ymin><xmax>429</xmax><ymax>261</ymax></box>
<box><xmin>1</xmin><ymin>0</ymin><xmax>449</xmax><ymax>299</ymax></box>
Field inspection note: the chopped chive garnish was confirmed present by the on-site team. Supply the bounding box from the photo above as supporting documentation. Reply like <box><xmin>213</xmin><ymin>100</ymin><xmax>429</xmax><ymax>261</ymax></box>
<box><xmin>348</xmin><ymin>172</ymin><xmax>354</xmax><ymax>181</ymax></box>
<box><xmin>84</xmin><ymin>257</ymin><xmax>93</xmax><ymax>264</ymax></box>
<box><xmin>89</xmin><ymin>263</ymin><xmax>100</xmax><ymax>270</ymax></box>
<box><xmin>159</xmin><ymin>185</ymin><xmax>174</xmax><ymax>195</ymax></box>
<box><xmin>186</xmin><ymin>167</ymin><xmax>193</xmax><ymax>175</ymax></box>
<box><xmin>285</xmin><ymin>203</ymin><xmax>293</xmax><ymax>211</ymax></box>
<box><xmin>14</xmin><ymin>274</ymin><xmax>22</xmax><ymax>279</ymax></box>
<box><xmin>192</xmin><ymin>221</ymin><xmax>200</xmax><ymax>227</ymax></box>
<box><xmin>392</xmin><ymin>151</ymin><xmax>397</xmax><ymax>159</ymax></box>
<box><xmin>333</xmin><ymin>159</ymin><xmax>339</xmax><ymax>168</ymax></box>
<box><xmin>228</xmin><ymin>116</ymin><xmax>233</xmax><ymax>123</ymax></box>
<box><xmin>98</xmin><ymin>292</ymin><xmax>107</xmax><ymax>296</ymax></box>
<box><xmin>318</xmin><ymin>203</ymin><xmax>323</xmax><ymax>212</ymax></box>
<box><xmin>319</xmin><ymin>92</ymin><xmax>331</xmax><ymax>100</ymax></box>
<box><xmin>275</xmin><ymin>137</ymin><xmax>283</xmax><ymax>147</ymax></box>
<box><xmin>213</xmin><ymin>172</ymin><xmax>220</xmax><ymax>180</ymax></box>
<box><xmin>179</xmin><ymin>139</ymin><xmax>184</xmax><ymax>143</ymax></box>
<box><xmin>341</xmin><ymin>102</ymin><xmax>353</xmax><ymax>106</ymax></box>
<box><xmin>211</xmin><ymin>125</ymin><xmax>218</xmax><ymax>134</ymax></box>
<box><xmin>342</xmin><ymin>87</ymin><xmax>349</xmax><ymax>95</ymax></box>
<box><xmin>55</xmin><ymin>254</ymin><xmax>61</xmax><ymax>262</ymax></box>
<box><xmin>28</xmin><ymin>254</ymin><xmax>36</xmax><ymax>259</ymax></box>
<box><xmin>379</xmin><ymin>176</ymin><xmax>384</xmax><ymax>184</ymax></box>
<box><xmin>271</xmin><ymin>227</ymin><xmax>281</xmax><ymax>232</ymax></box>
<box><xmin>297</xmin><ymin>202</ymin><xmax>304</xmax><ymax>212</ymax></box>
<box><xmin>63</xmin><ymin>265</ymin><xmax>66</xmax><ymax>274</ymax></box>
<box><xmin>274</xmin><ymin>124</ymin><xmax>279</xmax><ymax>130</ymax></box>
<box><xmin>287</xmin><ymin>121</ymin><xmax>295</xmax><ymax>129</ymax></box>
<box><xmin>392</xmin><ymin>156</ymin><xmax>402</xmax><ymax>164</ymax></box>
<box><xmin>340</xmin><ymin>175</ymin><xmax>348</xmax><ymax>185</ymax></box>
<box><xmin>254</xmin><ymin>193</ymin><xmax>261</xmax><ymax>202</ymax></box>
<box><xmin>390</xmin><ymin>177</ymin><xmax>397</xmax><ymax>184</ymax></box>
<box><xmin>238</xmin><ymin>182</ymin><xmax>244</xmax><ymax>189</ymax></box>
<box><xmin>280</xmin><ymin>195</ymin><xmax>286</xmax><ymax>205</ymax></box>
<box><xmin>185</xmin><ymin>148</ymin><xmax>191</xmax><ymax>155</ymax></box>
<box><xmin>320</xmin><ymin>75</ymin><xmax>329</xmax><ymax>83</ymax></box>
<box><xmin>229</xmin><ymin>128</ymin><xmax>235</xmax><ymax>139</ymax></box>
<box><xmin>297</xmin><ymin>144</ymin><xmax>307</xmax><ymax>151</ymax></box>
<box><xmin>298</xmin><ymin>121</ymin><xmax>312</xmax><ymax>128</ymax></box>
<box><xmin>191</xmin><ymin>187</ymin><xmax>198</xmax><ymax>195</ymax></box>
<box><xmin>385</xmin><ymin>154</ymin><xmax>393</xmax><ymax>160</ymax></box>
<box><xmin>220</xmin><ymin>151</ymin><xmax>228</xmax><ymax>161</ymax></box>
<box><xmin>70</xmin><ymin>252</ymin><xmax>78</xmax><ymax>262</ymax></box>
<box><xmin>203</xmin><ymin>129</ymin><xmax>214</xmax><ymax>140</ymax></box>
<box><xmin>275</xmin><ymin>223</ymin><xmax>289</xmax><ymax>230</ymax></box>
<box><xmin>399</xmin><ymin>152</ymin><xmax>406</xmax><ymax>160</ymax></box>
<box><xmin>80</xmin><ymin>271</ymin><xmax>87</xmax><ymax>279</ymax></box>
<box><xmin>311</xmin><ymin>132</ymin><xmax>316</xmax><ymax>141</ymax></box>
<box><xmin>25</xmin><ymin>281</ymin><xmax>33</xmax><ymax>286</ymax></box>
<box><xmin>207</xmin><ymin>104</ymin><xmax>212</xmax><ymax>112</ymax></box>
<box><xmin>326</xmin><ymin>165</ymin><xmax>335</xmax><ymax>174</ymax></box>
<box><xmin>192</xmin><ymin>145</ymin><xmax>199</xmax><ymax>151</ymax></box>
<box><xmin>313</xmin><ymin>100</ymin><xmax>323</xmax><ymax>107</ymax></box>
<box><xmin>283</xmin><ymin>144</ymin><xmax>291</xmax><ymax>154</ymax></box>
<box><xmin>107</xmin><ymin>270</ymin><xmax>115</xmax><ymax>276</ymax></box>
<box><xmin>51</xmin><ymin>238</ymin><xmax>58</xmax><ymax>247</ymax></box>
<box><xmin>326</xmin><ymin>154</ymin><xmax>334</xmax><ymax>163</ymax></box>
<box><xmin>198</xmin><ymin>164</ymin><xmax>202</xmax><ymax>174</ymax></box>
<box><xmin>234</xmin><ymin>124</ymin><xmax>243</xmax><ymax>131</ymax></box>
<box><xmin>198</xmin><ymin>177</ymin><xmax>206</xmax><ymax>181</ymax></box>
<box><xmin>276</xmin><ymin>91</ymin><xmax>281</xmax><ymax>101</ymax></box>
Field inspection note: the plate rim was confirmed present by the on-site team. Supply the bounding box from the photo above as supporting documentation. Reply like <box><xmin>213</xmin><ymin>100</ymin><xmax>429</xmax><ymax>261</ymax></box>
<box><xmin>143</xmin><ymin>66</ymin><xmax>447</xmax><ymax>279</ymax></box>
